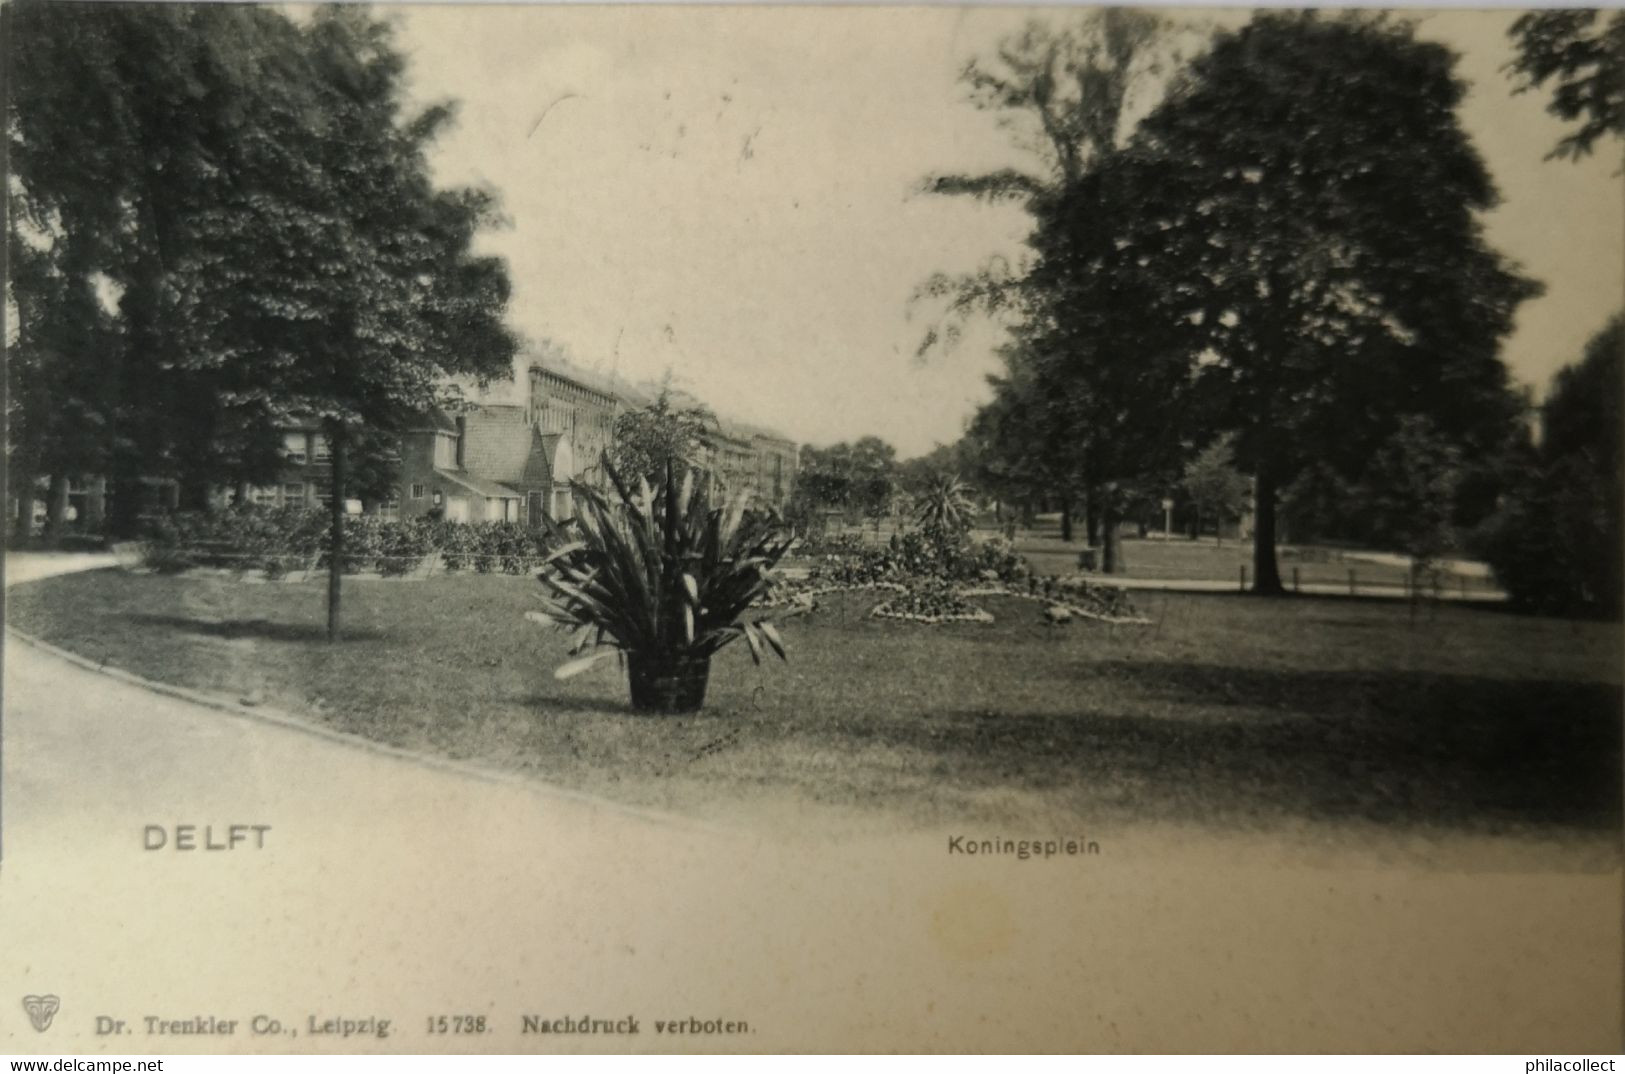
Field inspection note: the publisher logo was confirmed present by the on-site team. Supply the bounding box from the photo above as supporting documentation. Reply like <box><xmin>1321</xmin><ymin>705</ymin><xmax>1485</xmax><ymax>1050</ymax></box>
<box><xmin>23</xmin><ymin>994</ymin><xmax>60</xmax><ymax>1032</ymax></box>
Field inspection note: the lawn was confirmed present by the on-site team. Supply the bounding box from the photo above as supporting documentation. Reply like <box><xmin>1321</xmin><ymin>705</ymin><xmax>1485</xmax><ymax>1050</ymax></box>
<box><xmin>8</xmin><ymin>568</ymin><xmax>1619</xmax><ymax>838</ymax></box>
<box><xmin>815</xmin><ymin>519</ymin><xmax>1504</xmax><ymax>594</ymax></box>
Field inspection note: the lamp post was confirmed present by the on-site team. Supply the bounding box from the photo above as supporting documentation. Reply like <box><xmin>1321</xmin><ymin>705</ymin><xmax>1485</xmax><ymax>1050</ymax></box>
<box><xmin>1161</xmin><ymin>497</ymin><xmax>1174</xmax><ymax>541</ymax></box>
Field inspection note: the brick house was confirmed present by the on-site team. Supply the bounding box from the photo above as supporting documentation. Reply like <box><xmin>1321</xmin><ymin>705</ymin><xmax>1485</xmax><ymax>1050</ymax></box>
<box><xmin>396</xmin><ymin>405</ymin><xmax>569</xmax><ymax>524</ymax></box>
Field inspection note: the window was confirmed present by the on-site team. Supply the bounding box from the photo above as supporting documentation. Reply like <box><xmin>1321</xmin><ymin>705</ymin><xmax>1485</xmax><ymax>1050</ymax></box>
<box><xmin>410</xmin><ymin>483</ymin><xmax>426</xmax><ymax>500</ymax></box>
<box><xmin>283</xmin><ymin>483</ymin><xmax>305</xmax><ymax>505</ymax></box>
<box><xmin>312</xmin><ymin>434</ymin><xmax>330</xmax><ymax>460</ymax></box>
<box><xmin>434</xmin><ymin>434</ymin><xmax>456</xmax><ymax>468</ymax></box>
<box><xmin>283</xmin><ymin>432</ymin><xmax>308</xmax><ymax>465</ymax></box>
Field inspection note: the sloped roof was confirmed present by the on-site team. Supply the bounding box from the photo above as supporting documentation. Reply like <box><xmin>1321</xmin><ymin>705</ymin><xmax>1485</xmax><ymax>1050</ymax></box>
<box><xmin>525</xmin><ymin>342</ymin><xmax>648</xmax><ymax>405</ymax></box>
<box><xmin>432</xmin><ymin>469</ymin><xmax>522</xmax><ymax>500</ymax></box>
<box><xmin>402</xmin><ymin>406</ymin><xmax>459</xmax><ymax>434</ymax></box>
<box><xmin>459</xmin><ymin>405</ymin><xmax>532</xmax><ymax>484</ymax></box>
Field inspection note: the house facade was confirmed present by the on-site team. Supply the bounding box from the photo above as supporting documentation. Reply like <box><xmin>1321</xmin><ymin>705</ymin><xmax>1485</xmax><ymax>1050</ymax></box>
<box><xmin>526</xmin><ymin>360</ymin><xmax>618</xmax><ymax>493</ymax></box>
<box><xmin>748</xmin><ymin>432</ymin><xmax>798</xmax><ymax>512</ymax></box>
<box><xmin>395</xmin><ymin>405</ymin><xmax>567</xmax><ymax>525</ymax></box>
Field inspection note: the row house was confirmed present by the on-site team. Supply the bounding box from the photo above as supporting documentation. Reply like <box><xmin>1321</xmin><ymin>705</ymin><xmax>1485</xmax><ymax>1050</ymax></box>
<box><xmin>255</xmin><ymin>345</ymin><xmax>799</xmax><ymax>528</ymax></box>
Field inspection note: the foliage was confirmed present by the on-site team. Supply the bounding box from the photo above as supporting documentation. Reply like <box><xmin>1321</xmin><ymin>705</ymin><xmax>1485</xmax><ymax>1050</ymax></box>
<box><xmin>467</xmin><ymin>522</ymin><xmax>551</xmax><ymax>576</ymax></box>
<box><xmin>137</xmin><ymin>508</ymin><xmax>560</xmax><ymax>579</ymax></box>
<box><xmin>1181</xmin><ymin>436</ymin><xmax>1251</xmax><ymax>540</ymax></box>
<box><xmin>1506</xmin><ymin>10</ymin><xmax>1625</xmax><ymax>161</ymax></box>
<box><xmin>789</xmin><ymin>532</ymin><xmax>870</xmax><ymax>559</ymax></box>
<box><xmin>142</xmin><ymin>506</ymin><xmax>327</xmax><ymax>575</ymax></box>
<box><xmin>918</xmin><ymin>13</ymin><xmax>1202</xmax><ymax>566</ymax></box>
<box><xmin>376</xmin><ymin>520</ymin><xmax>439</xmax><ymax>578</ymax></box>
<box><xmin>871</xmin><ymin>581</ymin><xmax>992</xmax><ymax>624</ymax></box>
<box><xmin>802</xmin><ymin>527</ymin><xmax>1029</xmax><ymax>591</ymax></box>
<box><xmin>5</xmin><ymin>1</ymin><xmax>517</xmax><ymax>637</ymax></box>
<box><xmin>6</xmin><ymin>2</ymin><xmax>301</xmax><ymax>522</ymax></box>
<box><xmin>790</xmin><ymin>438</ymin><xmax>899</xmax><ymax>525</ymax></box>
<box><xmin>608</xmin><ymin>382</ymin><xmax>715</xmax><ymax>486</ymax></box>
<box><xmin>913</xmin><ymin>10</ymin><xmax>1187</xmax><ymax>356</ymax></box>
<box><xmin>1478</xmin><ymin>315</ymin><xmax>1623</xmax><ymax>617</ymax></box>
<box><xmin>1052</xmin><ymin>578</ymin><xmax>1143</xmax><ymax>621</ymax></box>
<box><xmin>914</xmin><ymin>473</ymin><xmax>977</xmax><ymax>535</ymax></box>
<box><xmin>527</xmin><ymin>462</ymin><xmax>798</xmax><ymax>702</ymax></box>
<box><xmin>1134</xmin><ymin>11</ymin><xmax>1540</xmax><ymax>592</ymax></box>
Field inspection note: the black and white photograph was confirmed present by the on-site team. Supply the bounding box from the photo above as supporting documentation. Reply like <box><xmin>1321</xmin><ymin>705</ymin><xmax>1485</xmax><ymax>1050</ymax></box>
<box><xmin>2</xmin><ymin>0</ymin><xmax>1621</xmax><ymax>1055</ymax></box>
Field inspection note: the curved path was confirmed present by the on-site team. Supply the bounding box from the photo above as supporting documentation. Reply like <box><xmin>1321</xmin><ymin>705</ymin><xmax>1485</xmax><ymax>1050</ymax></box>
<box><xmin>1</xmin><ymin>554</ymin><xmax>1618</xmax><ymax>1053</ymax></box>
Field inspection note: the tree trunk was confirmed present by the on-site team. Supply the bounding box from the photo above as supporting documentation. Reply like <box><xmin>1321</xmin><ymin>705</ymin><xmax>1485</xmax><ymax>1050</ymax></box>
<box><xmin>107</xmin><ymin>474</ymin><xmax>142</xmax><ymax>539</ymax></box>
<box><xmin>44</xmin><ymin>474</ymin><xmax>69</xmax><ymax>539</ymax></box>
<box><xmin>1252</xmin><ymin>468</ymin><xmax>1285</xmax><ymax>595</ymax></box>
<box><xmin>327</xmin><ymin>429</ymin><xmax>347</xmax><ymax>642</ymax></box>
<box><xmin>86</xmin><ymin>477</ymin><xmax>107</xmax><ymax>532</ymax></box>
<box><xmin>1059</xmin><ymin>494</ymin><xmax>1073</xmax><ymax>543</ymax></box>
<box><xmin>1101</xmin><ymin>504</ymin><xmax>1124</xmax><ymax>574</ymax></box>
<box><xmin>13</xmin><ymin>461</ymin><xmax>36</xmax><ymax>541</ymax></box>
<box><xmin>1084</xmin><ymin>488</ymin><xmax>1100</xmax><ymax>547</ymax></box>
<box><xmin>179</xmin><ymin>474</ymin><xmax>212</xmax><ymax>512</ymax></box>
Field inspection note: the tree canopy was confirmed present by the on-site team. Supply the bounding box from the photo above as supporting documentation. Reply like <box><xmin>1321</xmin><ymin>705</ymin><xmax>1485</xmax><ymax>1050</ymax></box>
<box><xmin>1506</xmin><ymin>9</ymin><xmax>1625</xmax><ymax>162</ymax></box>
<box><xmin>609</xmin><ymin>384</ymin><xmax>715</xmax><ymax>486</ymax></box>
<box><xmin>6</xmin><ymin>1</ymin><xmax>518</xmax><ymax>636</ymax></box>
<box><xmin>1133</xmin><ymin>12</ymin><xmax>1539</xmax><ymax>590</ymax></box>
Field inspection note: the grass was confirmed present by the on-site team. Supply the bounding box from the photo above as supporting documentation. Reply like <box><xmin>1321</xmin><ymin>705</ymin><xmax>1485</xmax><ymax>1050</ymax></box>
<box><xmin>811</xmin><ymin>518</ymin><xmax>1503</xmax><ymax>593</ymax></box>
<box><xmin>8</xmin><ymin>568</ymin><xmax>1619</xmax><ymax>838</ymax></box>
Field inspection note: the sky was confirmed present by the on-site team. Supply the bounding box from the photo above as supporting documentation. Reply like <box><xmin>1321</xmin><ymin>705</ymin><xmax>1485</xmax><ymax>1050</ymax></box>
<box><xmin>389</xmin><ymin>4</ymin><xmax>1623</xmax><ymax>458</ymax></box>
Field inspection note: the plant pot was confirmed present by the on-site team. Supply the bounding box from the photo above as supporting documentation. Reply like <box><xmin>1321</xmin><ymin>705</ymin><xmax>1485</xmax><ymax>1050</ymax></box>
<box><xmin>626</xmin><ymin>652</ymin><xmax>712</xmax><ymax>714</ymax></box>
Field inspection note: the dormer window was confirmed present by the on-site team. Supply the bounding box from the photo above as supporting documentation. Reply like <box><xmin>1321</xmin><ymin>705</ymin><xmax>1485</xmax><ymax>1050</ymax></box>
<box><xmin>283</xmin><ymin>431</ymin><xmax>308</xmax><ymax>465</ymax></box>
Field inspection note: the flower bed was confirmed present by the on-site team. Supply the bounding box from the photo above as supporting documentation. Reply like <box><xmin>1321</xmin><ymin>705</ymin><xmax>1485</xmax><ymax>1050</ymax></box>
<box><xmin>869</xmin><ymin>583</ymin><xmax>994</xmax><ymax>625</ymax></box>
<box><xmin>971</xmin><ymin>576</ymin><xmax>1149</xmax><ymax>624</ymax></box>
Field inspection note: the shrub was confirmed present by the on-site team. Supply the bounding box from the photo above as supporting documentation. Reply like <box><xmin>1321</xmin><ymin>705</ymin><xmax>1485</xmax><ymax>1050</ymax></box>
<box><xmin>432</xmin><ymin>521</ymin><xmax>479</xmax><ymax>572</ymax></box>
<box><xmin>378</xmin><ymin>518</ymin><xmax>436</xmax><ymax>577</ymax></box>
<box><xmin>791</xmin><ymin>532</ymin><xmax>869</xmax><ymax>558</ymax></box>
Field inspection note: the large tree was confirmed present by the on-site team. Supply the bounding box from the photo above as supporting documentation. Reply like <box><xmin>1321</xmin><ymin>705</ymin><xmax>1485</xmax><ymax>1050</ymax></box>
<box><xmin>917</xmin><ymin>11</ymin><xmax>1200</xmax><ymax>562</ymax></box>
<box><xmin>6</xmin><ymin>3</ymin><xmax>517</xmax><ymax>635</ymax></box>
<box><xmin>914</xmin><ymin>9</ymin><xmax>1179</xmax><ymax>344</ymax></box>
<box><xmin>1011</xmin><ymin>149</ymin><xmax>1217</xmax><ymax>570</ymax></box>
<box><xmin>242</xmin><ymin>7</ymin><xmax>517</xmax><ymax>639</ymax></box>
<box><xmin>1135</xmin><ymin>12</ymin><xmax>1540</xmax><ymax>593</ymax></box>
<box><xmin>6</xmin><ymin>3</ymin><xmax>331</xmax><ymax>530</ymax></box>
<box><xmin>1478</xmin><ymin>315</ymin><xmax>1622</xmax><ymax>616</ymax></box>
<box><xmin>791</xmin><ymin>438</ymin><xmax>898</xmax><ymax>530</ymax></box>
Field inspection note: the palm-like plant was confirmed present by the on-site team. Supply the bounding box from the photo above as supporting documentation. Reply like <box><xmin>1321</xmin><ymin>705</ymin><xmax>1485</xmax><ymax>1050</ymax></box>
<box><xmin>526</xmin><ymin>458</ymin><xmax>797</xmax><ymax>713</ymax></box>
<box><xmin>916</xmin><ymin>473</ymin><xmax>977</xmax><ymax>534</ymax></box>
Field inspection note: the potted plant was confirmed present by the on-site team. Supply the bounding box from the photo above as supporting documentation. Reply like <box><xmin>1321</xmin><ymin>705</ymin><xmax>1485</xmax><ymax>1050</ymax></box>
<box><xmin>527</xmin><ymin>459</ymin><xmax>797</xmax><ymax>713</ymax></box>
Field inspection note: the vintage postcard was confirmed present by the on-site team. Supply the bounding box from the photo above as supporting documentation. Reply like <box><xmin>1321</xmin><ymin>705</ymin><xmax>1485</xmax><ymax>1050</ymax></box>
<box><xmin>2</xmin><ymin>0</ymin><xmax>1621</xmax><ymax>1055</ymax></box>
